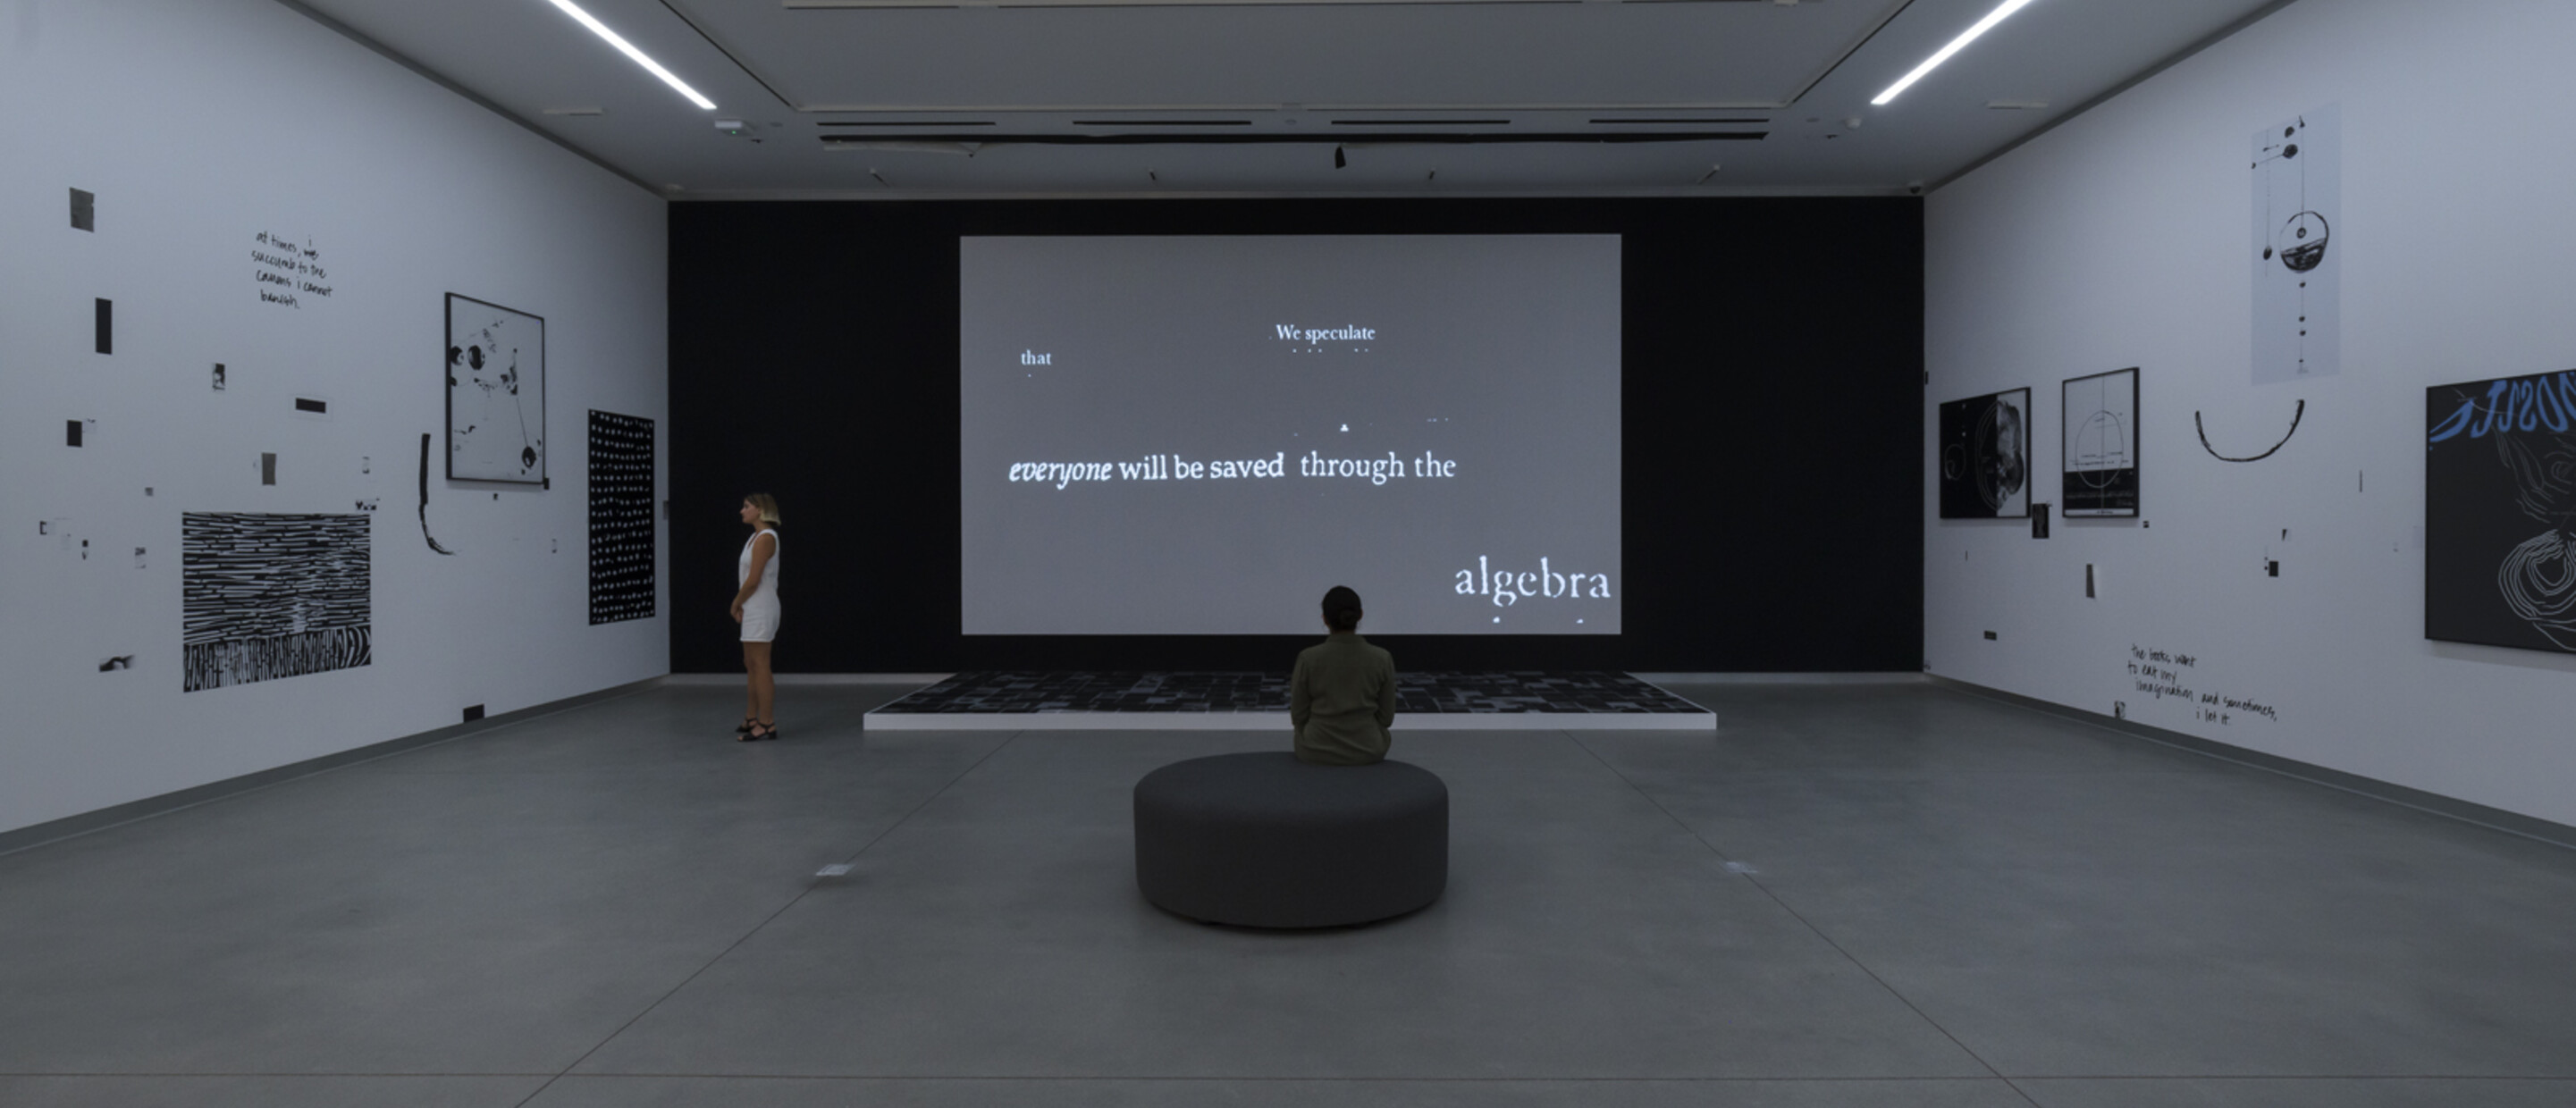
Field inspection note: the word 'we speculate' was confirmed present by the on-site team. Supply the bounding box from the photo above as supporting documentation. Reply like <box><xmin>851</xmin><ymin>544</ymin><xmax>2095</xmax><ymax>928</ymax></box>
<box><xmin>1275</xmin><ymin>324</ymin><xmax>1376</xmax><ymax>345</ymax></box>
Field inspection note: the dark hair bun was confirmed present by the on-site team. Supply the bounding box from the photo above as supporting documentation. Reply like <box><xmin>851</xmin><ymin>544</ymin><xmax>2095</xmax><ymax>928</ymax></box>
<box><xmin>1321</xmin><ymin>585</ymin><xmax>1363</xmax><ymax>631</ymax></box>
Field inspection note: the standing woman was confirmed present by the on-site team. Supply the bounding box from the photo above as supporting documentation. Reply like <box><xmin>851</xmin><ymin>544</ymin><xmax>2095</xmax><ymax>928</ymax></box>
<box><xmin>730</xmin><ymin>494</ymin><xmax>782</xmax><ymax>741</ymax></box>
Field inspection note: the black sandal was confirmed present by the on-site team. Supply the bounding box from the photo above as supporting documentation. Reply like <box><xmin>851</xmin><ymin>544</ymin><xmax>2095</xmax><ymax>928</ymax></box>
<box><xmin>735</xmin><ymin>717</ymin><xmax>756</xmax><ymax>736</ymax></box>
<box><xmin>748</xmin><ymin>721</ymin><xmax>779</xmax><ymax>741</ymax></box>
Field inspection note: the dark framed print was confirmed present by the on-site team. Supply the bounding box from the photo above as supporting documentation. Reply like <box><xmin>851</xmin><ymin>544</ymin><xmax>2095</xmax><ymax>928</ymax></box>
<box><xmin>2426</xmin><ymin>370</ymin><xmax>2576</xmax><ymax>653</ymax></box>
<box><xmin>1940</xmin><ymin>387</ymin><xmax>2032</xmax><ymax>519</ymax></box>
<box><xmin>445</xmin><ymin>293</ymin><xmax>546</xmax><ymax>483</ymax></box>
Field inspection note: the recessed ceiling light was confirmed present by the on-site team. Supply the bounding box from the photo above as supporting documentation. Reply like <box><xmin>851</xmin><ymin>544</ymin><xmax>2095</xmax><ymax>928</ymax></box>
<box><xmin>542</xmin><ymin>0</ymin><xmax>716</xmax><ymax>111</ymax></box>
<box><xmin>1872</xmin><ymin>0</ymin><xmax>2042</xmax><ymax>106</ymax></box>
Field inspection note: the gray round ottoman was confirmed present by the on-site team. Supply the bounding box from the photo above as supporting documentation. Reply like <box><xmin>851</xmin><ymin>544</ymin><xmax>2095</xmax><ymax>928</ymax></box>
<box><xmin>1133</xmin><ymin>752</ymin><xmax>1448</xmax><ymax>928</ymax></box>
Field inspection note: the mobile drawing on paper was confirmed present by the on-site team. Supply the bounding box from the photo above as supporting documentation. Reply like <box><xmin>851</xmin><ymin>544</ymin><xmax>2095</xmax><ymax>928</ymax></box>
<box><xmin>2252</xmin><ymin>106</ymin><xmax>2340</xmax><ymax>384</ymax></box>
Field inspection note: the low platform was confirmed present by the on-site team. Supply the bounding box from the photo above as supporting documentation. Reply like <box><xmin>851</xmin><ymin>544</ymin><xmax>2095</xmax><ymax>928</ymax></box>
<box><xmin>863</xmin><ymin>671</ymin><xmax>1716</xmax><ymax>731</ymax></box>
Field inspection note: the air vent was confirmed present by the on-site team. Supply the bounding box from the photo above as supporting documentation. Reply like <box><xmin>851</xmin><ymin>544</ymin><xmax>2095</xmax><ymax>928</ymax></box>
<box><xmin>1071</xmin><ymin>120</ymin><xmax>1255</xmax><ymax>127</ymax></box>
<box><xmin>820</xmin><ymin>130</ymin><xmax>1765</xmax><ymax>147</ymax></box>
<box><xmin>1334</xmin><ymin>119</ymin><xmax>1511</xmax><ymax>126</ymax></box>
<box><xmin>1591</xmin><ymin>118</ymin><xmax>1768</xmax><ymax>125</ymax></box>
<box><xmin>817</xmin><ymin>120</ymin><xmax>997</xmax><ymax>127</ymax></box>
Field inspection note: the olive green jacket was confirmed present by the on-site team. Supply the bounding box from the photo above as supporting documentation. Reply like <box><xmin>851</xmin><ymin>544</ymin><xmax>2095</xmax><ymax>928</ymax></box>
<box><xmin>1290</xmin><ymin>632</ymin><xmax>1397</xmax><ymax>766</ymax></box>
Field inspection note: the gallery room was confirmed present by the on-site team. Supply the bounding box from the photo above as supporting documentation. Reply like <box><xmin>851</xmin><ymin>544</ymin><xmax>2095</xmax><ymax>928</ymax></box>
<box><xmin>4</xmin><ymin>0</ymin><xmax>2573</xmax><ymax>1104</ymax></box>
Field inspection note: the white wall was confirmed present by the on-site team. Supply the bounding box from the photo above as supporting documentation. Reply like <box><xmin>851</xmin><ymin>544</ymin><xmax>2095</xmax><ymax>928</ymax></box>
<box><xmin>1924</xmin><ymin>0</ymin><xmax>2576</xmax><ymax>827</ymax></box>
<box><xmin>1</xmin><ymin>0</ymin><xmax>669</xmax><ymax>835</ymax></box>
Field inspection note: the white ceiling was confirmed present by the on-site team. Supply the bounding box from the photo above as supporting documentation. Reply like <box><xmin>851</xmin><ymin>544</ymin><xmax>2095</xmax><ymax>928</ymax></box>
<box><xmin>285</xmin><ymin>0</ymin><xmax>2288</xmax><ymax>198</ymax></box>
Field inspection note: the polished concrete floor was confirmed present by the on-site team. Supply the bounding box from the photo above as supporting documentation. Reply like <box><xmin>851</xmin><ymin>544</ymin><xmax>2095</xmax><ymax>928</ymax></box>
<box><xmin>4</xmin><ymin>681</ymin><xmax>2573</xmax><ymax>1107</ymax></box>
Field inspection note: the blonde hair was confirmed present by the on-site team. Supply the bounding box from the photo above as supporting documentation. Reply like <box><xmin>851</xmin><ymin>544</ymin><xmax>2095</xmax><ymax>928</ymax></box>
<box><xmin>744</xmin><ymin>493</ymin><xmax>781</xmax><ymax>528</ymax></box>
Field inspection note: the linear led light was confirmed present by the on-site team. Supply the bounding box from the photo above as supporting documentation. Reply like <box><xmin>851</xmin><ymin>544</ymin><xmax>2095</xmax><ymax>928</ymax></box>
<box><xmin>543</xmin><ymin>0</ymin><xmax>716</xmax><ymax>111</ymax></box>
<box><xmin>1871</xmin><ymin>0</ymin><xmax>2041</xmax><ymax>106</ymax></box>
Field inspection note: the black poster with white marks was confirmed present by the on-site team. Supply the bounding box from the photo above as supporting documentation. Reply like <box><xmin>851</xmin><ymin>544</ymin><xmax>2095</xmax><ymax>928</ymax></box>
<box><xmin>588</xmin><ymin>410</ymin><xmax>656</xmax><ymax>624</ymax></box>
<box><xmin>2427</xmin><ymin>369</ymin><xmax>2576</xmax><ymax>653</ymax></box>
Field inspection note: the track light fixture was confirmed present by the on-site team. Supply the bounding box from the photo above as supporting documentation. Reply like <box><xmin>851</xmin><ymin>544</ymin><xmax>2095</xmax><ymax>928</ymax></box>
<box><xmin>542</xmin><ymin>0</ymin><xmax>716</xmax><ymax>111</ymax></box>
<box><xmin>1872</xmin><ymin>0</ymin><xmax>2041</xmax><ymax>106</ymax></box>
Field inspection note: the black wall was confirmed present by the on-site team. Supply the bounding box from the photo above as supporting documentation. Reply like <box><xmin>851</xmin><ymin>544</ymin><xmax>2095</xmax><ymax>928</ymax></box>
<box><xmin>669</xmin><ymin>197</ymin><xmax>1923</xmax><ymax>674</ymax></box>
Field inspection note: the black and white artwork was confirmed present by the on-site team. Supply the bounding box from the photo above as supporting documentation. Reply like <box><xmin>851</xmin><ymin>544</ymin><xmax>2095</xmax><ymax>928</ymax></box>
<box><xmin>588</xmin><ymin>410</ymin><xmax>656</xmax><ymax>624</ymax></box>
<box><xmin>181</xmin><ymin>513</ymin><xmax>372</xmax><ymax>692</ymax></box>
<box><xmin>445</xmin><ymin>293</ymin><xmax>546</xmax><ymax>483</ymax></box>
<box><xmin>2062</xmin><ymin>368</ymin><xmax>2139</xmax><ymax>516</ymax></box>
<box><xmin>2252</xmin><ymin>105</ymin><xmax>2340</xmax><ymax>384</ymax></box>
<box><xmin>2427</xmin><ymin>370</ymin><xmax>2576</xmax><ymax>653</ymax></box>
<box><xmin>417</xmin><ymin>432</ymin><xmax>455</xmax><ymax>555</ymax></box>
<box><xmin>1940</xmin><ymin>388</ymin><xmax>2031</xmax><ymax>519</ymax></box>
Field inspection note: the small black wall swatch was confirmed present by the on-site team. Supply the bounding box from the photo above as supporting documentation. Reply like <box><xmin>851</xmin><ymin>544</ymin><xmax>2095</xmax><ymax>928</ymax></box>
<box><xmin>71</xmin><ymin>189</ymin><xmax>95</xmax><ymax>231</ymax></box>
<box><xmin>66</xmin><ymin>421</ymin><xmax>83</xmax><ymax>448</ymax></box>
<box><xmin>260</xmin><ymin>453</ymin><xmax>277</xmax><ymax>485</ymax></box>
<box><xmin>95</xmin><ymin>298</ymin><xmax>112</xmax><ymax>354</ymax></box>
<box><xmin>295</xmin><ymin>398</ymin><xmax>328</xmax><ymax>415</ymax></box>
<box><xmin>463</xmin><ymin>704</ymin><xmax>486</xmax><ymax>722</ymax></box>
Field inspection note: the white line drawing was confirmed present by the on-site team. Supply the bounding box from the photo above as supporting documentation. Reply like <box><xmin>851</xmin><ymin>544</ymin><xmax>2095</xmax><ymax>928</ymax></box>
<box><xmin>2061</xmin><ymin>367</ymin><xmax>2138</xmax><ymax>516</ymax></box>
<box><xmin>2426</xmin><ymin>371</ymin><xmax>2576</xmax><ymax>652</ymax></box>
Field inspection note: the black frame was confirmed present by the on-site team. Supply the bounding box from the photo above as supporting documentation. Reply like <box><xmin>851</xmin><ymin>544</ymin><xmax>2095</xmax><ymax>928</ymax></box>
<box><xmin>2425</xmin><ymin>370</ymin><xmax>2576</xmax><ymax>654</ymax></box>
<box><xmin>1939</xmin><ymin>386</ymin><xmax>2033</xmax><ymax>519</ymax></box>
<box><xmin>443</xmin><ymin>292</ymin><xmax>548</xmax><ymax>484</ymax></box>
<box><xmin>2060</xmin><ymin>366</ymin><xmax>2140</xmax><ymax>517</ymax></box>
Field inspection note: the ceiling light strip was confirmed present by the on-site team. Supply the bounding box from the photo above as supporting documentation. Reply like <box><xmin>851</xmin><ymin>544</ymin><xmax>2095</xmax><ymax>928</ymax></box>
<box><xmin>543</xmin><ymin>0</ymin><xmax>718</xmax><ymax>110</ymax></box>
<box><xmin>1870</xmin><ymin>0</ymin><xmax>2040</xmax><ymax>106</ymax></box>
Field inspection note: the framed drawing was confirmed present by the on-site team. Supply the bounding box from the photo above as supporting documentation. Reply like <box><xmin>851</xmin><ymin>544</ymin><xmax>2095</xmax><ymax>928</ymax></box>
<box><xmin>2061</xmin><ymin>367</ymin><xmax>2139</xmax><ymax>516</ymax></box>
<box><xmin>2426</xmin><ymin>370</ymin><xmax>2576</xmax><ymax>653</ymax></box>
<box><xmin>445</xmin><ymin>293</ymin><xmax>546</xmax><ymax>483</ymax></box>
<box><xmin>1939</xmin><ymin>387</ymin><xmax>2032</xmax><ymax>519</ymax></box>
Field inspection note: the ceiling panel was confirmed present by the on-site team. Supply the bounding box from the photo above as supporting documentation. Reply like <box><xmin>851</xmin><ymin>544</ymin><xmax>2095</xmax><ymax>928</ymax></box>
<box><xmin>669</xmin><ymin>0</ymin><xmax>1909</xmax><ymax>111</ymax></box>
<box><xmin>284</xmin><ymin>0</ymin><xmax>2294</xmax><ymax>197</ymax></box>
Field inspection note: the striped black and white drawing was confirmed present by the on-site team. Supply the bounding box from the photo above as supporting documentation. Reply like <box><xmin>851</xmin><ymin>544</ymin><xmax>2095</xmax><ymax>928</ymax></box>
<box><xmin>588</xmin><ymin>410</ymin><xmax>655</xmax><ymax>624</ymax></box>
<box><xmin>181</xmin><ymin>512</ymin><xmax>372</xmax><ymax>692</ymax></box>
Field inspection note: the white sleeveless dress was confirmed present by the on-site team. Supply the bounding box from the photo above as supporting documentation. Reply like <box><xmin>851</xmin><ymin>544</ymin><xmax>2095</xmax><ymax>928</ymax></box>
<box><xmin>738</xmin><ymin>528</ymin><xmax>780</xmax><ymax>642</ymax></box>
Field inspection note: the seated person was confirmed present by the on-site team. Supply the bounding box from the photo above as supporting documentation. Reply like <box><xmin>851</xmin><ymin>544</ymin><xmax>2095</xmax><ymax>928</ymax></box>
<box><xmin>1290</xmin><ymin>586</ymin><xmax>1398</xmax><ymax>766</ymax></box>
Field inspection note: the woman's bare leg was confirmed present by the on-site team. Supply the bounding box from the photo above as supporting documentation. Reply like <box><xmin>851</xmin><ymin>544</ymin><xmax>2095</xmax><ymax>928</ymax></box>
<box><xmin>744</xmin><ymin>642</ymin><xmax>776</xmax><ymax>728</ymax></box>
